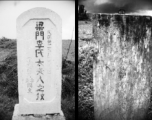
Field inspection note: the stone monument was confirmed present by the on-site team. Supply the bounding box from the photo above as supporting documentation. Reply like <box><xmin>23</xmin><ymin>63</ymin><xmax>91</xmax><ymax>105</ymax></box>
<box><xmin>93</xmin><ymin>14</ymin><xmax>152</xmax><ymax>120</ymax></box>
<box><xmin>12</xmin><ymin>7</ymin><xmax>65</xmax><ymax>120</ymax></box>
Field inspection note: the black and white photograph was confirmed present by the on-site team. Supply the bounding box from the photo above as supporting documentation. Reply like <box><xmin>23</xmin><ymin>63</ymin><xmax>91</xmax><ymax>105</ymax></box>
<box><xmin>79</xmin><ymin>0</ymin><xmax>152</xmax><ymax>120</ymax></box>
<box><xmin>0</xmin><ymin>1</ymin><xmax>75</xmax><ymax>120</ymax></box>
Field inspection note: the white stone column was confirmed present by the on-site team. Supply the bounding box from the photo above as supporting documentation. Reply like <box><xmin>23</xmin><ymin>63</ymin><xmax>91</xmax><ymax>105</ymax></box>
<box><xmin>12</xmin><ymin>7</ymin><xmax>65</xmax><ymax>120</ymax></box>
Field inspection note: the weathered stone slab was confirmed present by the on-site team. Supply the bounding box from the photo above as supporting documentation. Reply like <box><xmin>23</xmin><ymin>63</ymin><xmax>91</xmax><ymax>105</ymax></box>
<box><xmin>93</xmin><ymin>14</ymin><xmax>152</xmax><ymax>120</ymax></box>
<box><xmin>16</xmin><ymin>7</ymin><xmax>62</xmax><ymax>114</ymax></box>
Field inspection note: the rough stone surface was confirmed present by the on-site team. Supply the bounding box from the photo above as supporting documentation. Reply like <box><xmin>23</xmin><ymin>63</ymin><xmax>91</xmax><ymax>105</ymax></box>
<box><xmin>93</xmin><ymin>14</ymin><xmax>152</xmax><ymax>120</ymax></box>
<box><xmin>16</xmin><ymin>7</ymin><xmax>62</xmax><ymax>114</ymax></box>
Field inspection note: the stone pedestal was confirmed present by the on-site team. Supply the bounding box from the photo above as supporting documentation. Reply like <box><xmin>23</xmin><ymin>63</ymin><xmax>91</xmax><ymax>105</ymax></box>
<box><xmin>12</xmin><ymin>104</ymin><xmax>65</xmax><ymax>120</ymax></box>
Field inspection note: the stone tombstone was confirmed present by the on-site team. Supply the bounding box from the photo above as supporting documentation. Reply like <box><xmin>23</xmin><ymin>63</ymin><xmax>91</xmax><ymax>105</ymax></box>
<box><xmin>16</xmin><ymin>7</ymin><xmax>62</xmax><ymax>115</ymax></box>
<box><xmin>93</xmin><ymin>15</ymin><xmax>152</xmax><ymax>120</ymax></box>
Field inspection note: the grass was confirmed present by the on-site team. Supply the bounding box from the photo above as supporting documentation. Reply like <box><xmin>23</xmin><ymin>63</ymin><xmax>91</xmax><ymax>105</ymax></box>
<box><xmin>62</xmin><ymin>96</ymin><xmax>75</xmax><ymax>120</ymax></box>
<box><xmin>78</xmin><ymin>40</ymin><xmax>95</xmax><ymax>120</ymax></box>
<box><xmin>78</xmin><ymin>21</ymin><xmax>95</xmax><ymax>120</ymax></box>
<box><xmin>0</xmin><ymin>37</ymin><xmax>75</xmax><ymax>120</ymax></box>
<box><xmin>62</xmin><ymin>40</ymin><xmax>75</xmax><ymax>61</ymax></box>
<box><xmin>78</xmin><ymin>21</ymin><xmax>93</xmax><ymax>40</ymax></box>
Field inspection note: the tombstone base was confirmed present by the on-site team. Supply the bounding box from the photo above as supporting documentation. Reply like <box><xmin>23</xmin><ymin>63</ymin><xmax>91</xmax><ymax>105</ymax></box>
<box><xmin>12</xmin><ymin>104</ymin><xmax>65</xmax><ymax>120</ymax></box>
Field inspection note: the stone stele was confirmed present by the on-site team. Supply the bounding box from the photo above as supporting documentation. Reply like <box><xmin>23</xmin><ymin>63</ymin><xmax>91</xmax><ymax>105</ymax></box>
<box><xmin>12</xmin><ymin>7</ymin><xmax>65</xmax><ymax>120</ymax></box>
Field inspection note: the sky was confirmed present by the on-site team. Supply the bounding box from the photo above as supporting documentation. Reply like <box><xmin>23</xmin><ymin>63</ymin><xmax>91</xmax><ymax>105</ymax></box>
<box><xmin>0</xmin><ymin>1</ymin><xmax>75</xmax><ymax>40</ymax></box>
<box><xmin>79</xmin><ymin>0</ymin><xmax>152</xmax><ymax>15</ymax></box>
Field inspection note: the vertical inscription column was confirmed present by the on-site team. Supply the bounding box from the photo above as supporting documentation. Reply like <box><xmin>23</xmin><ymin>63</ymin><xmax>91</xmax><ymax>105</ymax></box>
<box><xmin>47</xmin><ymin>30</ymin><xmax>51</xmax><ymax>56</ymax></box>
<box><xmin>47</xmin><ymin>30</ymin><xmax>52</xmax><ymax>74</ymax></box>
<box><xmin>35</xmin><ymin>21</ymin><xmax>45</xmax><ymax>101</ymax></box>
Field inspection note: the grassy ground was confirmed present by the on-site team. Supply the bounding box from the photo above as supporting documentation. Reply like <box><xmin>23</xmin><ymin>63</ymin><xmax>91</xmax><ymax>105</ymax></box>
<box><xmin>0</xmin><ymin>37</ymin><xmax>75</xmax><ymax>120</ymax></box>
<box><xmin>62</xmin><ymin>40</ymin><xmax>75</xmax><ymax>61</ymax></box>
<box><xmin>78</xmin><ymin>21</ymin><xmax>93</xmax><ymax>40</ymax></box>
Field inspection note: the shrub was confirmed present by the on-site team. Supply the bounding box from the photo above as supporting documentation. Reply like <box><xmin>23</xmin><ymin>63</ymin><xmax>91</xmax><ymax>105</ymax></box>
<box><xmin>62</xmin><ymin>96</ymin><xmax>75</xmax><ymax>120</ymax></box>
<box><xmin>62</xmin><ymin>58</ymin><xmax>75</xmax><ymax>120</ymax></box>
<box><xmin>0</xmin><ymin>95</ymin><xmax>18</xmax><ymax>120</ymax></box>
<box><xmin>0</xmin><ymin>49</ymin><xmax>18</xmax><ymax>98</ymax></box>
<box><xmin>62</xmin><ymin>58</ymin><xmax>75</xmax><ymax>99</ymax></box>
<box><xmin>78</xmin><ymin>43</ymin><xmax>98</xmax><ymax>120</ymax></box>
